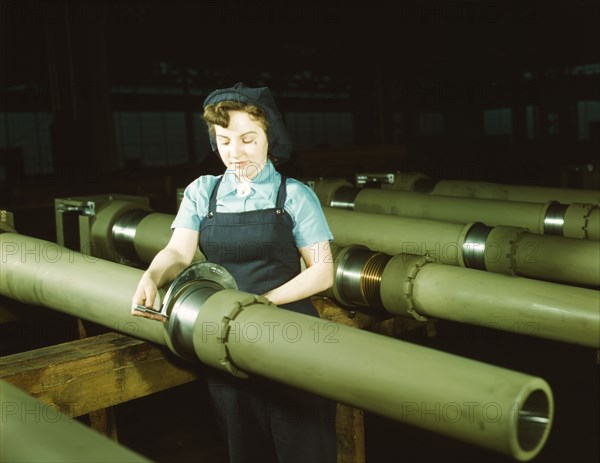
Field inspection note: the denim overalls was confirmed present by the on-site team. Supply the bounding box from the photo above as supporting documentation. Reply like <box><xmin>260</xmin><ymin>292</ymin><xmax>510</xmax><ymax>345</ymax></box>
<box><xmin>199</xmin><ymin>174</ymin><xmax>337</xmax><ymax>463</ymax></box>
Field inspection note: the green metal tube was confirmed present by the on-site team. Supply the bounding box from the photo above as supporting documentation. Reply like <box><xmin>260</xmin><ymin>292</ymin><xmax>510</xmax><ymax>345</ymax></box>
<box><xmin>313</xmin><ymin>178</ymin><xmax>354</xmax><ymax>207</ymax></box>
<box><xmin>332</xmin><ymin>246</ymin><xmax>600</xmax><ymax>348</ymax></box>
<box><xmin>484</xmin><ymin>226</ymin><xmax>600</xmax><ymax>287</ymax></box>
<box><xmin>90</xmin><ymin>199</ymin><xmax>152</xmax><ymax>262</ymax></box>
<box><xmin>0</xmin><ymin>232</ymin><xmax>170</xmax><ymax>347</ymax></box>
<box><xmin>192</xmin><ymin>290</ymin><xmax>553</xmax><ymax>462</ymax></box>
<box><xmin>356</xmin><ymin>189</ymin><xmax>542</xmax><ymax>235</ymax></box>
<box><xmin>563</xmin><ymin>203</ymin><xmax>600</xmax><ymax>240</ymax></box>
<box><xmin>432</xmin><ymin>179</ymin><xmax>600</xmax><ymax>205</ymax></box>
<box><xmin>404</xmin><ymin>262</ymin><xmax>600</xmax><ymax>347</ymax></box>
<box><xmin>322</xmin><ymin>206</ymin><xmax>468</xmax><ymax>265</ymax></box>
<box><xmin>133</xmin><ymin>212</ymin><xmax>205</xmax><ymax>264</ymax></box>
<box><xmin>323</xmin><ymin>207</ymin><xmax>600</xmax><ymax>287</ymax></box>
<box><xmin>0</xmin><ymin>380</ymin><xmax>149</xmax><ymax>463</ymax></box>
<box><xmin>315</xmin><ymin>181</ymin><xmax>600</xmax><ymax>241</ymax></box>
<box><xmin>96</xmin><ymin>207</ymin><xmax>205</xmax><ymax>264</ymax></box>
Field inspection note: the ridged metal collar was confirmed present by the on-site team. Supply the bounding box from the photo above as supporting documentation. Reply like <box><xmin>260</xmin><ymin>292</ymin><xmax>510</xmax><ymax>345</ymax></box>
<box><xmin>543</xmin><ymin>202</ymin><xmax>569</xmax><ymax>236</ymax></box>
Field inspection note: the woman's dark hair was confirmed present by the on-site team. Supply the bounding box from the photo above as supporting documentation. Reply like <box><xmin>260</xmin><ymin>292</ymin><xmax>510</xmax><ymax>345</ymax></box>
<box><xmin>203</xmin><ymin>101</ymin><xmax>268</xmax><ymax>136</ymax></box>
<box><xmin>203</xmin><ymin>101</ymin><xmax>280</xmax><ymax>164</ymax></box>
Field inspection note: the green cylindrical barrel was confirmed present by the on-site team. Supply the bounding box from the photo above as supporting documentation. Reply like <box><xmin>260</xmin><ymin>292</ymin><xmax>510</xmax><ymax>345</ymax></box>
<box><xmin>432</xmin><ymin>179</ymin><xmax>600</xmax><ymax>205</ymax></box>
<box><xmin>314</xmin><ymin>181</ymin><xmax>600</xmax><ymax>241</ymax></box>
<box><xmin>366</xmin><ymin>252</ymin><xmax>599</xmax><ymax>348</ymax></box>
<box><xmin>193</xmin><ymin>290</ymin><xmax>553</xmax><ymax>462</ymax></box>
<box><xmin>356</xmin><ymin>189</ymin><xmax>550</xmax><ymax>234</ymax></box>
<box><xmin>0</xmin><ymin>232</ymin><xmax>169</xmax><ymax>347</ymax></box>
<box><xmin>331</xmin><ymin>246</ymin><xmax>599</xmax><ymax>347</ymax></box>
<box><xmin>322</xmin><ymin>206</ymin><xmax>468</xmax><ymax>265</ymax></box>
<box><xmin>0</xmin><ymin>380</ymin><xmax>149</xmax><ymax>463</ymax></box>
<box><xmin>485</xmin><ymin>226</ymin><xmax>600</xmax><ymax>287</ymax></box>
<box><xmin>95</xmin><ymin>207</ymin><xmax>205</xmax><ymax>264</ymax></box>
<box><xmin>133</xmin><ymin>212</ymin><xmax>190</xmax><ymax>263</ymax></box>
<box><xmin>323</xmin><ymin>208</ymin><xmax>600</xmax><ymax>287</ymax></box>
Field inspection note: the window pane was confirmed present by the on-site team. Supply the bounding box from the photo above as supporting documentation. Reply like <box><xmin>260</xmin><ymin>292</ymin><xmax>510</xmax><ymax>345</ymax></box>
<box><xmin>483</xmin><ymin>108</ymin><xmax>512</xmax><ymax>136</ymax></box>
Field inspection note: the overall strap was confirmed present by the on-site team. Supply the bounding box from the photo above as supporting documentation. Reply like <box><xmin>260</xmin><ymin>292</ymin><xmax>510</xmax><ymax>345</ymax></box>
<box><xmin>275</xmin><ymin>175</ymin><xmax>287</xmax><ymax>211</ymax></box>
<box><xmin>207</xmin><ymin>176</ymin><xmax>224</xmax><ymax>216</ymax></box>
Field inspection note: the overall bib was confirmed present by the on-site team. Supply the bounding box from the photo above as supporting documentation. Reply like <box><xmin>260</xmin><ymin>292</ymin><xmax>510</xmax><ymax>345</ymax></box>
<box><xmin>199</xmin><ymin>175</ymin><xmax>337</xmax><ymax>463</ymax></box>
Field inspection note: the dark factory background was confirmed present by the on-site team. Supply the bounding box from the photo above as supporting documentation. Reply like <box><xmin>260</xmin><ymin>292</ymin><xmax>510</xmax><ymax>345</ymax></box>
<box><xmin>3</xmin><ymin>0</ymin><xmax>599</xmax><ymax>205</ymax></box>
<box><xmin>1</xmin><ymin>1</ymin><xmax>599</xmax><ymax>463</ymax></box>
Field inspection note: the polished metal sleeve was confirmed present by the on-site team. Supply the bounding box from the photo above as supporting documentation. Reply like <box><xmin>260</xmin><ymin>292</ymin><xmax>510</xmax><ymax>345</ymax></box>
<box><xmin>330</xmin><ymin>186</ymin><xmax>360</xmax><ymax>209</ymax></box>
<box><xmin>542</xmin><ymin>201</ymin><xmax>569</xmax><ymax>236</ymax></box>
<box><xmin>461</xmin><ymin>222</ymin><xmax>493</xmax><ymax>270</ymax></box>
<box><xmin>112</xmin><ymin>209</ymin><xmax>153</xmax><ymax>262</ymax></box>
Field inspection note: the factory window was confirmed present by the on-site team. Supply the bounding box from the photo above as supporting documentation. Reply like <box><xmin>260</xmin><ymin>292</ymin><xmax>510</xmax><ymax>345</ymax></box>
<box><xmin>112</xmin><ymin>86</ymin><xmax>184</xmax><ymax>95</ymax></box>
<box><xmin>577</xmin><ymin>101</ymin><xmax>600</xmax><ymax>141</ymax></box>
<box><xmin>114</xmin><ymin>111</ymin><xmax>188</xmax><ymax>167</ymax></box>
<box><xmin>0</xmin><ymin>112</ymin><xmax>53</xmax><ymax>180</ymax></box>
<box><xmin>284</xmin><ymin>112</ymin><xmax>354</xmax><ymax>150</ymax></box>
<box><xmin>483</xmin><ymin>108</ymin><xmax>512</xmax><ymax>136</ymax></box>
<box><xmin>571</xmin><ymin>63</ymin><xmax>600</xmax><ymax>76</ymax></box>
<box><xmin>418</xmin><ymin>112</ymin><xmax>445</xmax><ymax>137</ymax></box>
<box><xmin>525</xmin><ymin>105</ymin><xmax>539</xmax><ymax>140</ymax></box>
<box><xmin>546</xmin><ymin>112</ymin><xmax>559</xmax><ymax>135</ymax></box>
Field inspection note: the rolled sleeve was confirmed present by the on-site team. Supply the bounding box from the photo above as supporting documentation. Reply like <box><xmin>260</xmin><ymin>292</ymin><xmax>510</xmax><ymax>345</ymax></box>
<box><xmin>286</xmin><ymin>180</ymin><xmax>334</xmax><ymax>248</ymax></box>
<box><xmin>171</xmin><ymin>177</ymin><xmax>217</xmax><ymax>231</ymax></box>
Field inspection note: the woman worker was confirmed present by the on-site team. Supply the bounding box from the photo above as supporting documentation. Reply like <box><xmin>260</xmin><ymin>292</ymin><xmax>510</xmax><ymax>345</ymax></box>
<box><xmin>131</xmin><ymin>82</ymin><xmax>337</xmax><ymax>463</ymax></box>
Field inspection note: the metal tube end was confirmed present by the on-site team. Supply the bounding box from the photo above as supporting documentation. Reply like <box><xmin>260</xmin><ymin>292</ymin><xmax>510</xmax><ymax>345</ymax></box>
<box><xmin>511</xmin><ymin>380</ymin><xmax>553</xmax><ymax>461</ymax></box>
<box><xmin>163</xmin><ymin>262</ymin><xmax>238</xmax><ymax>360</ymax></box>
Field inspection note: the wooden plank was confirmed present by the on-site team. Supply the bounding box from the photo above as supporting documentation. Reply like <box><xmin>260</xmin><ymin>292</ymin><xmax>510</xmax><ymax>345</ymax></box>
<box><xmin>373</xmin><ymin>316</ymin><xmax>438</xmax><ymax>339</ymax></box>
<box><xmin>88</xmin><ymin>407</ymin><xmax>119</xmax><ymax>440</ymax></box>
<box><xmin>312</xmin><ymin>296</ymin><xmax>374</xmax><ymax>330</ymax></box>
<box><xmin>0</xmin><ymin>332</ymin><xmax>201</xmax><ymax>417</ymax></box>
<box><xmin>77</xmin><ymin>319</ymin><xmax>119</xmax><ymax>439</ymax></box>
<box><xmin>336</xmin><ymin>405</ymin><xmax>365</xmax><ymax>463</ymax></box>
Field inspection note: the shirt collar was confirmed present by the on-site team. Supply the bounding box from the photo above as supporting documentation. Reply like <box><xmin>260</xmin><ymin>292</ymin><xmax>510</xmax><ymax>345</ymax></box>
<box><xmin>217</xmin><ymin>160</ymin><xmax>279</xmax><ymax>200</ymax></box>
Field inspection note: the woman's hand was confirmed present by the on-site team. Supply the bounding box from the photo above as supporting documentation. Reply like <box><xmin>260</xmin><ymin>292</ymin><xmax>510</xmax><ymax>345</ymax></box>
<box><xmin>131</xmin><ymin>273</ymin><xmax>166</xmax><ymax>322</ymax></box>
<box><xmin>262</xmin><ymin>240</ymin><xmax>334</xmax><ymax>306</ymax></box>
<box><xmin>129</xmin><ymin>229</ymin><xmax>200</xmax><ymax>322</ymax></box>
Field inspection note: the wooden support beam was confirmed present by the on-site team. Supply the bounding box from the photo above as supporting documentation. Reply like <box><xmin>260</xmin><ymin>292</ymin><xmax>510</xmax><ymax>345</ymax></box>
<box><xmin>372</xmin><ymin>316</ymin><xmax>438</xmax><ymax>339</ymax></box>
<box><xmin>335</xmin><ymin>405</ymin><xmax>366</xmax><ymax>463</ymax></box>
<box><xmin>77</xmin><ymin>319</ymin><xmax>119</xmax><ymax>439</ymax></box>
<box><xmin>0</xmin><ymin>332</ymin><xmax>201</xmax><ymax>417</ymax></box>
<box><xmin>313</xmin><ymin>297</ymin><xmax>370</xmax><ymax>463</ymax></box>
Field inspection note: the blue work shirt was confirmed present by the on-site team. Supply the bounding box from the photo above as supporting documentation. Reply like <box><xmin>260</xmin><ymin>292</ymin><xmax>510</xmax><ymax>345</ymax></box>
<box><xmin>172</xmin><ymin>161</ymin><xmax>333</xmax><ymax>248</ymax></box>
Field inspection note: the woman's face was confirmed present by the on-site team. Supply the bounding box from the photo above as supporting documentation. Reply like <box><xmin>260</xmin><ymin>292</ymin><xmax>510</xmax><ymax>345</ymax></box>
<box><xmin>214</xmin><ymin>110</ymin><xmax>269</xmax><ymax>181</ymax></box>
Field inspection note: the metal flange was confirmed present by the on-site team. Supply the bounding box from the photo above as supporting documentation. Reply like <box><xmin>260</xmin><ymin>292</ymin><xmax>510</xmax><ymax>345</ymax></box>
<box><xmin>161</xmin><ymin>262</ymin><xmax>237</xmax><ymax>360</ymax></box>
